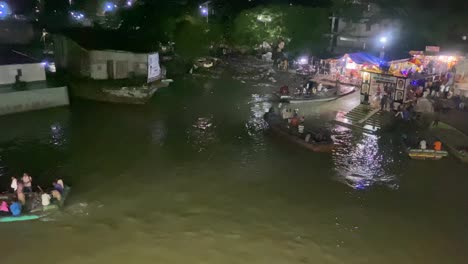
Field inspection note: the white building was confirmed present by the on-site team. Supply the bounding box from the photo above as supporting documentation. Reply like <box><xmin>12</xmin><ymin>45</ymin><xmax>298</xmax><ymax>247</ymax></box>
<box><xmin>0</xmin><ymin>50</ymin><xmax>69</xmax><ymax>115</ymax></box>
<box><xmin>0</xmin><ymin>53</ymin><xmax>45</xmax><ymax>85</ymax></box>
<box><xmin>53</xmin><ymin>30</ymin><xmax>163</xmax><ymax>82</ymax></box>
<box><xmin>330</xmin><ymin>3</ymin><xmax>402</xmax><ymax>53</ymax></box>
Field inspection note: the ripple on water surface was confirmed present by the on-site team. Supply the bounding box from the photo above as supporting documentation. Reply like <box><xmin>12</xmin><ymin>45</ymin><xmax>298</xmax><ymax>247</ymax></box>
<box><xmin>331</xmin><ymin>126</ymin><xmax>402</xmax><ymax>190</ymax></box>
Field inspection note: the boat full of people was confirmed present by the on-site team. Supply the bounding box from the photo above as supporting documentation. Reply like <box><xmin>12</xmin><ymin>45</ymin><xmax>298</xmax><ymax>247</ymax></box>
<box><xmin>264</xmin><ymin>109</ymin><xmax>335</xmax><ymax>153</ymax></box>
<box><xmin>0</xmin><ymin>174</ymin><xmax>70</xmax><ymax>222</ymax></box>
<box><xmin>274</xmin><ymin>79</ymin><xmax>355</xmax><ymax>104</ymax></box>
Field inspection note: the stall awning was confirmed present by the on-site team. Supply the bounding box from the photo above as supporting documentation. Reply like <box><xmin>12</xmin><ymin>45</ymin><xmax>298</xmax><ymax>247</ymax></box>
<box><xmin>345</xmin><ymin>52</ymin><xmax>384</xmax><ymax>65</ymax></box>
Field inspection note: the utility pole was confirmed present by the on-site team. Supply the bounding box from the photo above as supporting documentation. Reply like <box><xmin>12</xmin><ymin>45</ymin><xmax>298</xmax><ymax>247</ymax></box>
<box><xmin>199</xmin><ymin>1</ymin><xmax>211</xmax><ymax>23</ymax></box>
<box><xmin>329</xmin><ymin>14</ymin><xmax>337</xmax><ymax>53</ymax></box>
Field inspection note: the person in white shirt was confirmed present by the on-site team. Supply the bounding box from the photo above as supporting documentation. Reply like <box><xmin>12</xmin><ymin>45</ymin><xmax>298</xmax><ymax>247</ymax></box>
<box><xmin>420</xmin><ymin>140</ymin><xmax>427</xmax><ymax>150</ymax></box>
<box><xmin>41</xmin><ymin>193</ymin><xmax>51</xmax><ymax>206</ymax></box>
<box><xmin>317</xmin><ymin>83</ymin><xmax>323</xmax><ymax>92</ymax></box>
<box><xmin>10</xmin><ymin>176</ymin><xmax>17</xmax><ymax>192</ymax></box>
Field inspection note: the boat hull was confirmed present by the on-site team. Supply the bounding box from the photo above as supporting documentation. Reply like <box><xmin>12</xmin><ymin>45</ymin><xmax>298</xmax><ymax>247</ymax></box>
<box><xmin>264</xmin><ymin>113</ymin><xmax>335</xmax><ymax>153</ymax></box>
<box><xmin>274</xmin><ymin>87</ymin><xmax>355</xmax><ymax>104</ymax></box>
<box><xmin>408</xmin><ymin>149</ymin><xmax>448</xmax><ymax>160</ymax></box>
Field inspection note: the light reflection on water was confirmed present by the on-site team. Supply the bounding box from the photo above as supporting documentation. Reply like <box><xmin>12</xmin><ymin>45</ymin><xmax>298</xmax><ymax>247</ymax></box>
<box><xmin>332</xmin><ymin>126</ymin><xmax>400</xmax><ymax>190</ymax></box>
<box><xmin>245</xmin><ymin>94</ymin><xmax>271</xmax><ymax>137</ymax></box>
<box><xmin>49</xmin><ymin>123</ymin><xmax>67</xmax><ymax>148</ymax></box>
<box><xmin>187</xmin><ymin>117</ymin><xmax>218</xmax><ymax>152</ymax></box>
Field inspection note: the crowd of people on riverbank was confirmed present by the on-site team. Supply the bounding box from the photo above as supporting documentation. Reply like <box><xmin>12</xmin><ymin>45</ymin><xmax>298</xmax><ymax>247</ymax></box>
<box><xmin>0</xmin><ymin>173</ymin><xmax>65</xmax><ymax>217</ymax></box>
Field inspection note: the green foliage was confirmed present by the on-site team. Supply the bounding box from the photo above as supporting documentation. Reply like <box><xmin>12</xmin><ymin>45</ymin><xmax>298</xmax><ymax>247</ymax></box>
<box><xmin>231</xmin><ymin>5</ymin><xmax>330</xmax><ymax>52</ymax></box>
<box><xmin>231</xmin><ymin>6</ymin><xmax>286</xmax><ymax>46</ymax></box>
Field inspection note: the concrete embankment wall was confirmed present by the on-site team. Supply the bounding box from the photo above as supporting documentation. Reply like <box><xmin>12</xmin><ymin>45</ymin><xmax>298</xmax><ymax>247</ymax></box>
<box><xmin>0</xmin><ymin>87</ymin><xmax>69</xmax><ymax>116</ymax></box>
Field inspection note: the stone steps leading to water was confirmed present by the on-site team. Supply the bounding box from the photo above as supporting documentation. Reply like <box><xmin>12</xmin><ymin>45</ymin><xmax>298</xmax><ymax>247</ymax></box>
<box><xmin>334</xmin><ymin>104</ymin><xmax>388</xmax><ymax>133</ymax></box>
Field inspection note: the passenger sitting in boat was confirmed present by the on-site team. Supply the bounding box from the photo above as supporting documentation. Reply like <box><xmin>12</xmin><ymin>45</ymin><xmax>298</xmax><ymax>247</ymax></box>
<box><xmin>51</xmin><ymin>190</ymin><xmax>62</xmax><ymax>201</ymax></box>
<box><xmin>317</xmin><ymin>83</ymin><xmax>323</xmax><ymax>92</ymax></box>
<box><xmin>282</xmin><ymin>108</ymin><xmax>293</xmax><ymax>120</ymax></box>
<box><xmin>56</xmin><ymin>178</ymin><xmax>65</xmax><ymax>190</ymax></box>
<box><xmin>434</xmin><ymin>140</ymin><xmax>442</xmax><ymax>151</ymax></box>
<box><xmin>291</xmin><ymin>116</ymin><xmax>300</xmax><ymax>127</ymax></box>
<box><xmin>420</xmin><ymin>140</ymin><xmax>427</xmax><ymax>150</ymax></box>
<box><xmin>305</xmin><ymin>79</ymin><xmax>315</xmax><ymax>90</ymax></box>
<box><xmin>294</xmin><ymin>88</ymin><xmax>302</xmax><ymax>96</ymax></box>
<box><xmin>280</xmin><ymin>85</ymin><xmax>289</xmax><ymax>95</ymax></box>
<box><xmin>10</xmin><ymin>176</ymin><xmax>17</xmax><ymax>193</ymax></box>
<box><xmin>16</xmin><ymin>180</ymin><xmax>26</xmax><ymax>205</ymax></box>
<box><xmin>41</xmin><ymin>192</ymin><xmax>51</xmax><ymax>206</ymax></box>
<box><xmin>9</xmin><ymin>199</ymin><xmax>22</xmax><ymax>216</ymax></box>
<box><xmin>0</xmin><ymin>201</ymin><xmax>10</xmax><ymax>216</ymax></box>
<box><xmin>298</xmin><ymin>124</ymin><xmax>305</xmax><ymax>134</ymax></box>
<box><xmin>53</xmin><ymin>180</ymin><xmax>64</xmax><ymax>194</ymax></box>
<box><xmin>315</xmin><ymin>133</ymin><xmax>325</xmax><ymax>142</ymax></box>
<box><xmin>22</xmin><ymin>173</ymin><xmax>32</xmax><ymax>193</ymax></box>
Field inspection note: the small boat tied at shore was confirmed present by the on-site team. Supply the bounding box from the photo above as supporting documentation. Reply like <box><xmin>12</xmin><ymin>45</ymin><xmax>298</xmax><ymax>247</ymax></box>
<box><xmin>264</xmin><ymin>111</ymin><xmax>335</xmax><ymax>153</ymax></box>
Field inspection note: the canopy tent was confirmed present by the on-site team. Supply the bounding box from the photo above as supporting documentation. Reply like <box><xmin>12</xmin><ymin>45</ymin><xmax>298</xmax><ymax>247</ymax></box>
<box><xmin>344</xmin><ymin>52</ymin><xmax>385</xmax><ymax>66</ymax></box>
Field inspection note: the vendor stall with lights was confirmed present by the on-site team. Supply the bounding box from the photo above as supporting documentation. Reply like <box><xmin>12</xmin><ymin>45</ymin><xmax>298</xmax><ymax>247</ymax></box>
<box><xmin>324</xmin><ymin>52</ymin><xmax>384</xmax><ymax>86</ymax></box>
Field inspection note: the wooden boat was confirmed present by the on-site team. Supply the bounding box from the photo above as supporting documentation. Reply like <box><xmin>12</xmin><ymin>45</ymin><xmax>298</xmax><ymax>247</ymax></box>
<box><xmin>0</xmin><ymin>186</ymin><xmax>71</xmax><ymax>223</ymax></box>
<box><xmin>407</xmin><ymin>149</ymin><xmax>448</xmax><ymax>160</ymax></box>
<box><xmin>274</xmin><ymin>85</ymin><xmax>355</xmax><ymax>104</ymax></box>
<box><xmin>264</xmin><ymin>112</ymin><xmax>335</xmax><ymax>153</ymax></box>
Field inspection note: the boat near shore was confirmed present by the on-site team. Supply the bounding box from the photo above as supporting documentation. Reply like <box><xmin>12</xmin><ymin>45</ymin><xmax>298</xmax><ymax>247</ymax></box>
<box><xmin>402</xmin><ymin>134</ymin><xmax>448</xmax><ymax>160</ymax></box>
<box><xmin>407</xmin><ymin>149</ymin><xmax>448</xmax><ymax>160</ymax></box>
<box><xmin>264</xmin><ymin>112</ymin><xmax>335</xmax><ymax>153</ymax></box>
<box><xmin>274</xmin><ymin>84</ymin><xmax>355</xmax><ymax>104</ymax></box>
<box><xmin>0</xmin><ymin>186</ymin><xmax>71</xmax><ymax>223</ymax></box>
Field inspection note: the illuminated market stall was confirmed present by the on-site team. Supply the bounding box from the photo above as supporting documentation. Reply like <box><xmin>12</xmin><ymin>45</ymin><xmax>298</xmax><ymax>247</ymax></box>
<box><xmin>325</xmin><ymin>52</ymin><xmax>384</xmax><ymax>85</ymax></box>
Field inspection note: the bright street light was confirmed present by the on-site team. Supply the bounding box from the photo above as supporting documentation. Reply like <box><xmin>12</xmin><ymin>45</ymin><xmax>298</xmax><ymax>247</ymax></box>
<box><xmin>298</xmin><ymin>56</ymin><xmax>308</xmax><ymax>65</ymax></box>
<box><xmin>379</xmin><ymin>36</ymin><xmax>388</xmax><ymax>59</ymax></box>
<box><xmin>199</xmin><ymin>2</ymin><xmax>210</xmax><ymax>23</ymax></box>
<box><xmin>0</xmin><ymin>1</ymin><xmax>11</xmax><ymax>19</ymax></box>
<box><xmin>103</xmin><ymin>2</ymin><xmax>117</xmax><ymax>13</ymax></box>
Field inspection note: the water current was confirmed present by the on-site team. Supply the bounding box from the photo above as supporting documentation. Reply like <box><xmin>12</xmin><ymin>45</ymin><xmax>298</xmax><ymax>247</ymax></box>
<box><xmin>0</xmin><ymin>72</ymin><xmax>467</xmax><ymax>264</ymax></box>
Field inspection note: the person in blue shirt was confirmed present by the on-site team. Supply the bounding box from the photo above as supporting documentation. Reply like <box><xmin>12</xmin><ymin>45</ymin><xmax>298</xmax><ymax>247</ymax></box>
<box><xmin>53</xmin><ymin>180</ymin><xmax>64</xmax><ymax>194</ymax></box>
<box><xmin>9</xmin><ymin>199</ymin><xmax>22</xmax><ymax>216</ymax></box>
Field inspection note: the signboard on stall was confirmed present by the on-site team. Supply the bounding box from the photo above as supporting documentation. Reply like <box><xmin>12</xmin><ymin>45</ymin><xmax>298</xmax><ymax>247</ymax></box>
<box><xmin>147</xmin><ymin>53</ymin><xmax>161</xmax><ymax>83</ymax></box>
<box><xmin>360</xmin><ymin>71</ymin><xmax>410</xmax><ymax>106</ymax></box>
<box><xmin>370</xmin><ymin>73</ymin><xmax>397</xmax><ymax>94</ymax></box>
<box><xmin>425</xmin><ymin>46</ymin><xmax>440</xmax><ymax>53</ymax></box>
